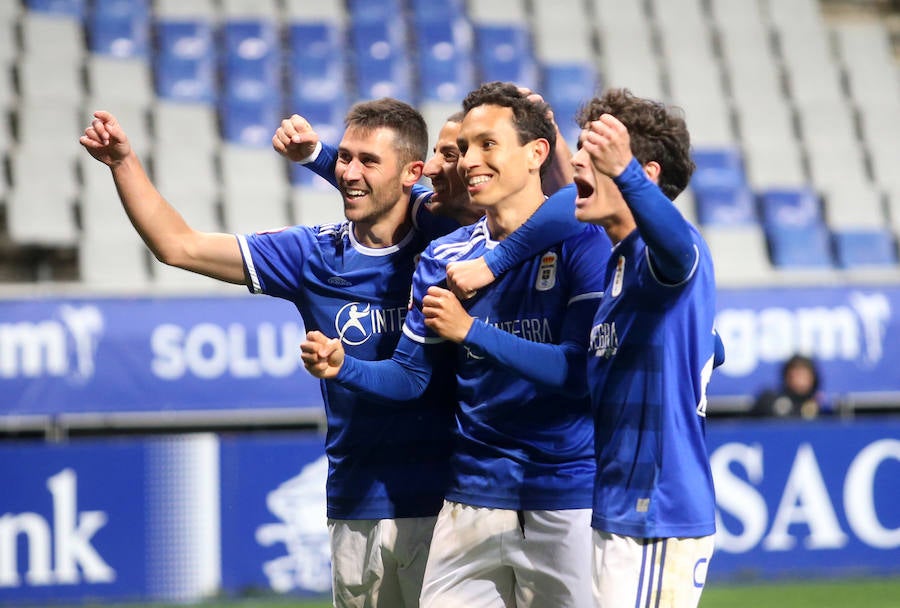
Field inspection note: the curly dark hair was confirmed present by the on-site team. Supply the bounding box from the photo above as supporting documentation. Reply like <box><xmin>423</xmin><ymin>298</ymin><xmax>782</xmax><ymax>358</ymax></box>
<box><xmin>461</xmin><ymin>81</ymin><xmax>556</xmax><ymax>176</ymax></box>
<box><xmin>576</xmin><ymin>89</ymin><xmax>694</xmax><ymax>200</ymax></box>
<box><xmin>344</xmin><ymin>98</ymin><xmax>429</xmax><ymax>167</ymax></box>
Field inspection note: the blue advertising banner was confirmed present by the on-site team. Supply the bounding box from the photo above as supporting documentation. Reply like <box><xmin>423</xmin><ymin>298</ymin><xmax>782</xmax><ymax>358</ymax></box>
<box><xmin>707</xmin><ymin>419</ymin><xmax>900</xmax><ymax>581</ymax></box>
<box><xmin>0</xmin><ymin>296</ymin><xmax>322</xmax><ymax>417</ymax></box>
<box><xmin>0</xmin><ymin>435</ymin><xmax>220</xmax><ymax>605</ymax></box>
<box><xmin>712</xmin><ymin>286</ymin><xmax>900</xmax><ymax>403</ymax></box>
<box><xmin>1</xmin><ymin>286</ymin><xmax>898</xmax><ymax>419</ymax></box>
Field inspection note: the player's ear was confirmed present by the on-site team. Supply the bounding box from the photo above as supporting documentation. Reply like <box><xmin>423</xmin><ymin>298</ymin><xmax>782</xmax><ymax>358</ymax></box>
<box><xmin>402</xmin><ymin>160</ymin><xmax>425</xmax><ymax>187</ymax></box>
<box><xmin>527</xmin><ymin>138</ymin><xmax>551</xmax><ymax>173</ymax></box>
<box><xmin>643</xmin><ymin>160</ymin><xmax>661</xmax><ymax>184</ymax></box>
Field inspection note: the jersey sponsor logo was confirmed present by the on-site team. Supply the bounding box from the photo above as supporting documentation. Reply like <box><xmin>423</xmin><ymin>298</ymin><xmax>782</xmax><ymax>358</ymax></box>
<box><xmin>535</xmin><ymin>252</ymin><xmax>558</xmax><ymax>291</ymax></box>
<box><xmin>589</xmin><ymin>321</ymin><xmax>618</xmax><ymax>358</ymax></box>
<box><xmin>715</xmin><ymin>291</ymin><xmax>889</xmax><ymax>376</ymax></box>
<box><xmin>326</xmin><ymin>276</ymin><xmax>352</xmax><ymax>287</ymax></box>
<box><xmin>611</xmin><ymin>255</ymin><xmax>625</xmax><ymax>297</ymax></box>
<box><xmin>255</xmin><ymin>456</ymin><xmax>331</xmax><ymax>593</ymax></box>
<box><xmin>334</xmin><ymin>302</ymin><xmax>408</xmax><ymax>346</ymax></box>
<box><xmin>0</xmin><ymin>305</ymin><xmax>103</xmax><ymax>380</ymax></box>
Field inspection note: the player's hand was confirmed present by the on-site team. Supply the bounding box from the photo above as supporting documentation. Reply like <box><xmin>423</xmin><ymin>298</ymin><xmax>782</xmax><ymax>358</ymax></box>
<box><xmin>446</xmin><ymin>258</ymin><xmax>495</xmax><ymax>300</ymax></box>
<box><xmin>300</xmin><ymin>330</ymin><xmax>344</xmax><ymax>379</ymax></box>
<box><xmin>581</xmin><ymin>114</ymin><xmax>633</xmax><ymax>178</ymax></box>
<box><xmin>272</xmin><ymin>114</ymin><xmax>320</xmax><ymax>162</ymax></box>
<box><xmin>79</xmin><ymin>110</ymin><xmax>132</xmax><ymax>166</ymax></box>
<box><xmin>423</xmin><ymin>286</ymin><xmax>474</xmax><ymax>343</ymax></box>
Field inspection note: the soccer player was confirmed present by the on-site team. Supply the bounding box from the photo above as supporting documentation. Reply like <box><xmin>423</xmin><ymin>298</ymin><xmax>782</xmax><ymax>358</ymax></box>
<box><xmin>301</xmin><ymin>82</ymin><xmax>610</xmax><ymax>608</ymax></box>
<box><xmin>571</xmin><ymin>88</ymin><xmax>719</xmax><ymax>608</ymax></box>
<box><xmin>80</xmin><ymin>98</ymin><xmax>581</xmax><ymax>608</ymax></box>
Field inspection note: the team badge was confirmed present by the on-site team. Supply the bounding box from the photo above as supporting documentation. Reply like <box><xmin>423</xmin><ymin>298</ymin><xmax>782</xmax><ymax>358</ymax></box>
<box><xmin>611</xmin><ymin>255</ymin><xmax>625</xmax><ymax>297</ymax></box>
<box><xmin>535</xmin><ymin>252</ymin><xmax>558</xmax><ymax>291</ymax></box>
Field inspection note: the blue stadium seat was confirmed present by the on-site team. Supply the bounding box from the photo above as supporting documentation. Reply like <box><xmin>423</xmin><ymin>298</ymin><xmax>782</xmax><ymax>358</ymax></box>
<box><xmin>758</xmin><ymin>187</ymin><xmax>823</xmax><ymax>229</ymax></box>
<box><xmin>410</xmin><ymin>0</ymin><xmax>465</xmax><ymax>23</ymax></box>
<box><xmin>220</xmin><ymin>96</ymin><xmax>283</xmax><ymax>147</ymax></box>
<box><xmin>222</xmin><ymin>19</ymin><xmax>280</xmax><ymax>62</ymax></box>
<box><xmin>155</xmin><ymin>20</ymin><xmax>216</xmax><ymax>61</ymax></box>
<box><xmin>288</xmin><ymin>22</ymin><xmax>347</xmax><ymax>105</ymax></box>
<box><xmin>833</xmin><ymin>229</ymin><xmax>898</xmax><ymax>268</ymax></box>
<box><xmin>415</xmin><ymin>20</ymin><xmax>474</xmax><ymax>103</ymax></box>
<box><xmin>26</xmin><ymin>0</ymin><xmax>86</xmax><ymax>18</ymax></box>
<box><xmin>351</xmin><ymin>21</ymin><xmax>412</xmax><ymax>101</ymax></box>
<box><xmin>691</xmin><ymin>147</ymin><xmax>746</xmax><ymax>193</ymax></box>
<box><xmin>694</xmin><ymin>185</ymin><xmax>758</xmax><ymax>226</ymax></box>
<box><xmin>766</xmin><ymin>224</ymin><xmax>835</xmax><ymax>268</ymax></box>
<box><xmin>543</xmin><ymin>62</ymin><xmax>598</xmax><ymax>144</ymax></box>
<box><xmin>93</xmin><ymin>0</ymin><xmax>149</xmax><ymax>18</ymax></box>
<box><xmin>88</xmin><ymin>12</ymin><xmax>150</xmax><ymax>58</ymax></box>
<box><xmin>347</xmin><ymin>0</ymin><xmax>403</xmax><ymax>24</ymax></box>
<box><xmin>474</xmin><ymin>24</ymin><xmax>538</xmax><ymax>89</ymax></box>
<box><xmin>154</xmin><ymin>55</ymin><xmax>217</xmax><ymax>103</ymax></box>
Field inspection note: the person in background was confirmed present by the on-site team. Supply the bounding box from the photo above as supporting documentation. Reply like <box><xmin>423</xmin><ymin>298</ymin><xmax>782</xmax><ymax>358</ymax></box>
<box><xmin>751</xmin><ymin>354</ymin><xmax>830</xmax><ymax>419</ymax></box>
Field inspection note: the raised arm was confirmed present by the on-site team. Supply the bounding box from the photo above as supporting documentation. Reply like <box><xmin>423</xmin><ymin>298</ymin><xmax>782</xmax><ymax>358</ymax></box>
<box><xmin>272</xmin><ymin>114</ymin><xmax>338</xmax><ymax>188</ymax></box>
<box><xmin>80</xmin><ymin>110</ymin><xmax>245</xmax><ymax>283</ymax></box>
<box><xmin>585</xmin><ymin>114</ymin><xmax>696</xmax><ymax>283</ymax></box>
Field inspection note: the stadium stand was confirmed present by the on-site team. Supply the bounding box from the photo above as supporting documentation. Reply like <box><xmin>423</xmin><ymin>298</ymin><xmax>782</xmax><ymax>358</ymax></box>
<box><xmin>0</xmin><ymin>0</ymin><xmax>898</xmax><ymax>288</ymax></box>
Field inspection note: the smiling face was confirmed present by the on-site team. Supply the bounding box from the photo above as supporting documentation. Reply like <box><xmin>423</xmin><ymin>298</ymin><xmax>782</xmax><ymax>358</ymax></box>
<box><xmin>335</xmin><ymin>126</ymin><xmax>411</xmax><ymax>227</ymax></box>
<box><xmin>422</xmin><ymin>120</ymin><xmax>470</xmax><ymax>217</ymax></box>
<box><xmin>456</xmin><ymin>104</ymin><xmax>542</xmax><ymax>211</ymax></box>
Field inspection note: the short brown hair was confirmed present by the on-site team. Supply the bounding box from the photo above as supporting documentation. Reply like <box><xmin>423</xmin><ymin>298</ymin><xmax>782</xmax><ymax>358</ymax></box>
<box><xmin>461</xmin><ymin>81</ymin><xmax>556</xmax><ymax>176</ymax></box>
<box><xmin>344</xmin><ymin>98</ymin><xmax>429</xmax><ymax>166</ymax></box>
<box><xmin>576</xmin><ymin>89</ymin><xmax>694</xmax><ymax>200</ymax></box>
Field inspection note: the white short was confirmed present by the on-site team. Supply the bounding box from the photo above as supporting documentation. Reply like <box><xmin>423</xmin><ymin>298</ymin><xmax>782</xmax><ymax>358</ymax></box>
<box><xmin>420</xmin><ymin>501</ymin><xmax>594</xmax><ymax>608</ymax></box>
<box><xmin>328</xmin><ymin>516</ymin><xmax>438</xmax><ymax>608</ymax></box>
<box><xmin>591</xmin><ymin>530</ymin><xmax>715</xmax><ymax>608</ymax></box>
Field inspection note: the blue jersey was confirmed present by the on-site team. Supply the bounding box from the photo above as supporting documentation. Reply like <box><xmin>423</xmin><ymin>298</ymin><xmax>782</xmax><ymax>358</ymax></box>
<box><xmin>238</xmin><ymin>216</ymin><xmax>456</xmax><ymax>520</ymax></box>
<box><xmin>585</xmin><ymin>219</ymin><xmax>718</xmax><ymax>537</ymax></box>
<box><xmin>403</xmin><ymin>217</ymin><xmax>607</xmax><ymax>511</ymax></box>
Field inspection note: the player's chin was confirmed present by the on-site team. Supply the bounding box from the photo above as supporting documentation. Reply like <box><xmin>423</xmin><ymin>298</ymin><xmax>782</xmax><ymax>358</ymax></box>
<box><xmin>574</xmin><ymin>203</ymin><xmax>595</xmax><ymax>223</ymax></box>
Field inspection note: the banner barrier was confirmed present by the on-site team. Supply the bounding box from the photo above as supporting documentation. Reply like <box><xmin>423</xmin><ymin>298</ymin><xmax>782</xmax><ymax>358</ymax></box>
<box><xmin>1</xmin><ymin>286</ymin><xmax>898</xmax><ymax>420</ymax></box>
<box><xmin>1</xmin><ymin>420</ymin><xmax>898</xmax><ymax>604</ymax></box>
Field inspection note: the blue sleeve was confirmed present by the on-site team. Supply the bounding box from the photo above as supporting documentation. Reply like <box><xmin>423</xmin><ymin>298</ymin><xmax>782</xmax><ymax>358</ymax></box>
<box><xmin>614</xmin><ymin>158</ymin><xmax>696</xmax><ymax>284</ymax></box>
<box><xmin>463</xmin><ymin>298</ymin><xmax>596</xmax><ymax>395</ymax></box>
<box><xmin>482</xmin><ymin>184</ymin><xmax>583</xmax><ymax>276</ymax></box>
<box><xmin>334</xmin><ymin>334</ymin><xmax>437</xmax><ymax>401</ymax></box>
<box><xmin>713</xmin><ymin>330</ymin><xmax>725</xmax><ymax>369</ymax></box>
<box><xmin>238</xmin><ymin>228</ymin><xmax>313</xmax><ymax>299</ymax></box>
<box><xmin>299</xmin><ymin>141</ymin><xmax>339</xmax><ymax>189</ymax></box>
<box><xmin>412</xmin><ymin>184</ymin><xmax>461</xmax><ymax>240</ymax></box>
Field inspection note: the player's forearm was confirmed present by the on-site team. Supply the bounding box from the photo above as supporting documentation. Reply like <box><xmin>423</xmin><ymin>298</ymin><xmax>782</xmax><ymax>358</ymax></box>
<box><xmin>110</xmin><ymin>153</ymin><xmax>245</xmax><ymax>283</ymax></box>
<box><xmin>463</xmin><ymin>321</ymin><xmax>587</xmax><ymax>395</ymax></box>
<box><xmin>614</xmin><ymin>158</ymin><xmax>695</xmax><ymax>282</ymax></box>
<box><xmin>336</xmin><ymin>353</ymin><xmax>431</xmax><ymax>402</ymax></box>
<box><xmin>483</xmin><ymin>184</ymin><xmax>582</xmax><ymax>277</ymax></box>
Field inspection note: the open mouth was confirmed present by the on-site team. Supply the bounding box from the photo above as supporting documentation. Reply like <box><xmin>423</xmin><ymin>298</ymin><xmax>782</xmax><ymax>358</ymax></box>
<box><xmin>574</xmin><ymin>176</ymin><xmax>595</xmax><ymax>201</ymax></box>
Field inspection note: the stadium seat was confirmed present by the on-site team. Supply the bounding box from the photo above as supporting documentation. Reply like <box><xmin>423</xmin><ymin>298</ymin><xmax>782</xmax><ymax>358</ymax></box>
<box><xmin>766</xmin><ymin>224</ymin><xmax>835</xmax><ymax>269</ymax></box>
<box><xmin>410</xmin><ymin>0</ymin><xmax>465</xmax><ymax>23</ymax></box>
<box><xmin>220</xmin><ymin>0</ymin><xmax>280</xmax><ymax>19</ymax></box>
<box><xmin>20</xmin><ymin>12</ymin><xmax>85</xmax><ymax>67</ymax></box>
<box><xmin>702</xmin><ymin>225</ymin><xmax>775</xmax><ymax>285</ymax></box>
<box><xmin>346</xmin><ymin>0</ymin><xmax>402</xmax><ymax>24</ymax></box>
<box><xmin>531</xmin><ymin>0</ymin><xmax>593</xmax><ymax>63</ymax></box>
<box><xmin>282</xmin><ymin>0</ymin><xmax>346</xmax><ymax>22</ymax></box>
<box><xmin>833</xmin><ymin>229</ymin><xmax>898</xmax><ymax>269</ymax></box>
<box><xmin>153</xmin><ymin>100</ymin><xmax>221</xmax><ymax>152</ymax></box>
<box><xmin>351</xmin><ymin>21</ymin><xmax>412</xmax><ymax>101</ymax></box>
<box><xmin>220</xmin><ymin>144</ymin><xmax>291</xmax><ymax>233</ymax></box>
<box><xmin>822</xmin><ymin>181</ymin><xmax>886</xmax><ymax>230</ymax></box>
<box><xmin>87</xmin><ymin>7</ymin><xmax>151</xmax><ymax>58</ymax></box>
<box><xmin>154</xmin><ymin>54</ymin><xmax>217</xmax><ymax>103</ymax></box>
<box><xmin>414</xmin><ymin>19</ymin><xmax>475</xmax><ymax>103</ymax></box>
<box><xmin>155</xmin><ymin>20</ymin><xmax>216</xmax><ymax>61</ymax></box>
<box><xmin>86</xmin><ymin>56</ymin><xmax>154</xmax><ymax>104</ymax></box>
<box><xmin>287</xmin><ymin>22</ymin><xmax>347</xmax><ymax>105</ymax></box>
<box><xmin>7</xmin><ymin>150</ymin><xmax>80</xmax><ymax>246</ymax></box>
<box><xmin>758</xmin><ymin>188</ymin><xmax>823</xmax><ymax>230</ymax></box>
<box><xmin>694</xmin><ymin>185</ymin><xmax>758</xmax><ymax>227</ymax></box>
<box><xmin>468</xmin><ymin>0</ymin><xmax>528</xmax><ymax>24</ymax></box>
<box><xmin>473</xmin><ymin>24</ymin><xmax>538</xmax><ymax>89</ymax></box>
<box><xmin>598</xmin><ymin>25</ymin><xmax>664</xmax><ymax>100</ymax></box>
<box><xmin>154</xmin><ymin>0</ymin><xmax>216</xmax><ymax>19</ymax></box>
<box><xmin>26</xmin><ymin>0</ymin><xmax>85</xmax><ymax>19</ymax></box>
<box><xmin>219</xmin><ymin>96</ymin><xmax>283</xmax><ymax>147</ymax></box>
<box><xmin>291</xmin><ymin>188</ymin><xmax>345</xmax><ymax>226</ymax></box>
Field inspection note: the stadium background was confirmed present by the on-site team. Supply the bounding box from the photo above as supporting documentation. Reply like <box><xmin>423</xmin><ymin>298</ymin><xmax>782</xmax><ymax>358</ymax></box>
<box><xmin>0</xmin><ymin>0</ymin><xmax>898</xmax><ymax>606</ymax></box>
